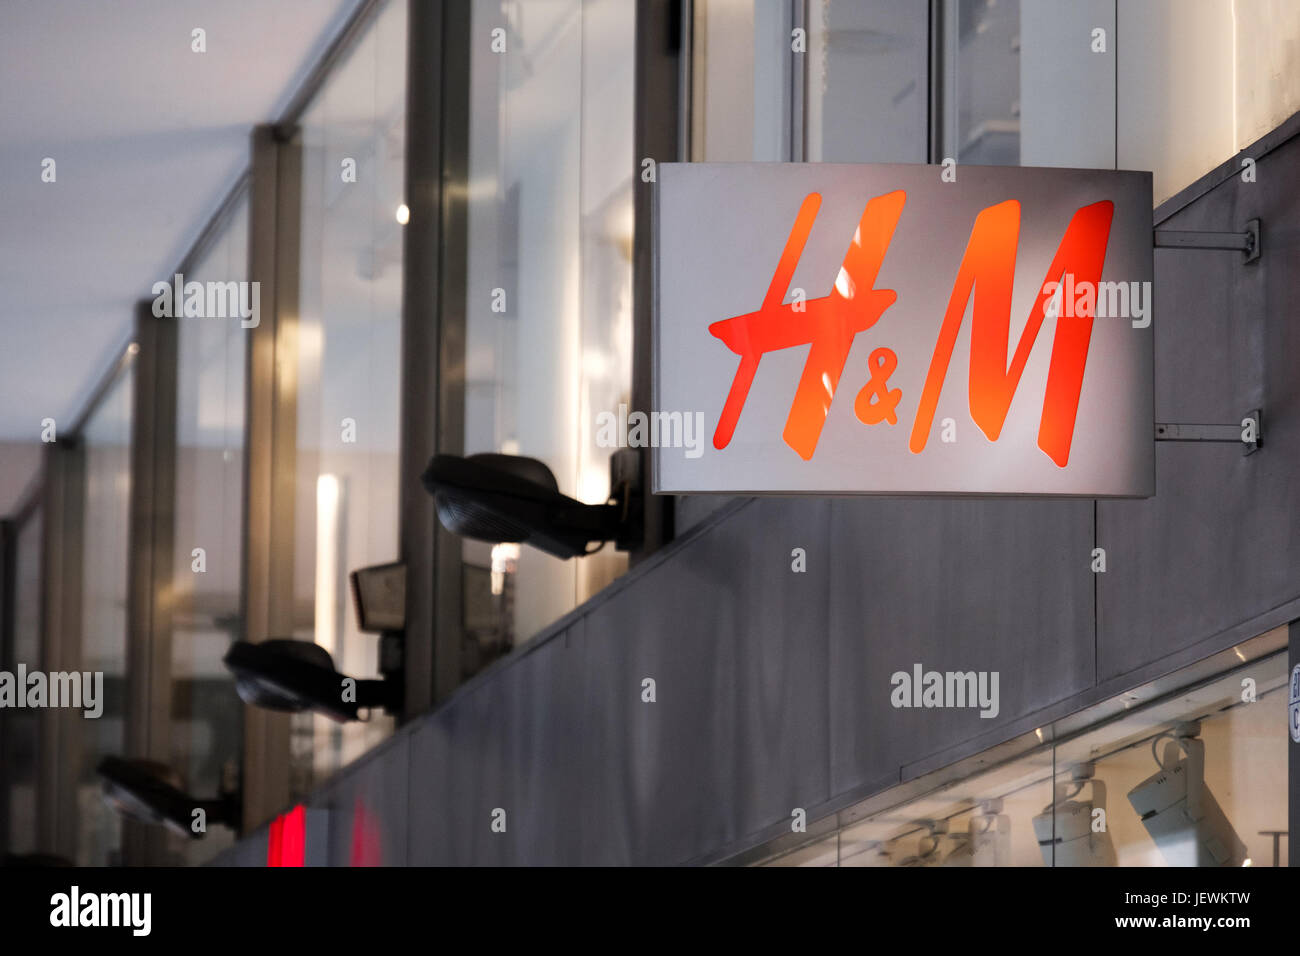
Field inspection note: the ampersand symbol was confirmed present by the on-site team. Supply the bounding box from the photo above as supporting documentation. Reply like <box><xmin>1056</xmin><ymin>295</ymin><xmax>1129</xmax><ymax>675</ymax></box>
<box><xmin>855</xmin><ymin>347</ymin><xmax>902</xmax><ymax>425</ymax></box>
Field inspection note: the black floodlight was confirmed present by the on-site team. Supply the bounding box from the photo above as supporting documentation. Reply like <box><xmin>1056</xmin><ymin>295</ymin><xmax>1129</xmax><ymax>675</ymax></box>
<box><xmin>421</xmin><ymin>452</ymin><xmax>641</xmax><ymax>559</ymax></box>
<box><xmin>350</xmin><ymin>561</ymin><xmax>406</xmax><ymax>694</ymax></box>
<box><xmin>350</xmin><ymin>561</ymin><xmax>405</xmax><ymax>633</ymax></box>
<box><xmin>223</xmin><ymin>638</ymin><xmax>398</xmax><ymax>722</ymax></box>
<box><xmin>96</xmin><ymin>756</ymin><xmax>238</xmax><ymax>839</ymax></box>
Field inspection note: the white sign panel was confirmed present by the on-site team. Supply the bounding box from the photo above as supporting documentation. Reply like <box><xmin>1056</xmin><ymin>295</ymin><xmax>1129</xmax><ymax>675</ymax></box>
<box><xmin>653</xmin><ymin>163</ymin><xmax>1155</xmax><ymax>495</ymax></box>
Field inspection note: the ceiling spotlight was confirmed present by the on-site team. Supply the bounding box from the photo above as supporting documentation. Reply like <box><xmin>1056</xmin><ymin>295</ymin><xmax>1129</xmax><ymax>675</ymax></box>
<box><xmin>96</xmin><ymin>757</ymin><xmax>238</xmax><ymax>839</ymax></box>
<box><xmin>897</xmin><ymin>820</ymin><xmax>951</xmax><ymax>867</ymax></box>
<box><xmin>1127</xmin><ymin>720</ymin><xmax>1247</xmax><ymax>867</ymax></box>
<box><xmin>421</xmin><ymin>452</ymin><xmax>641</xmax><ymax>559</ymax></box>
<box><xmin>395</xmin><ymin>203</ymin><xmax>410</xmax><ymax>225</ymax></box>
<box><xmin>1032</xmin><ymin>761</ymin><xmax>1117</xmax><ymax>866</ymax></box>
<box><xmin>223</xmin><ymin>637</ymin><xmax>399</xmax><ymax>722</ymax></box>
<box><xmin>945</xmin><ymin>798</ymin><xmax>1011</xmax><ymax>867</ymax></box>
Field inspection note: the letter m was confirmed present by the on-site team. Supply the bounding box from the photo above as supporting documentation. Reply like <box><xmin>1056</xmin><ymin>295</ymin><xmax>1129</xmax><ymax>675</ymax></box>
<box><xmin>909</xmin><ymin>199</ymin><xmax>1114</xmax><ymax>466</ymax></box>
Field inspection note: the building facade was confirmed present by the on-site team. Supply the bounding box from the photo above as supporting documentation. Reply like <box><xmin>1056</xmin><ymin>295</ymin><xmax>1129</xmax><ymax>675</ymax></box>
<box><xmin>2</xmin><ymin>0</ymin><xmax>1299</xmax><ymax>868</ymax></box>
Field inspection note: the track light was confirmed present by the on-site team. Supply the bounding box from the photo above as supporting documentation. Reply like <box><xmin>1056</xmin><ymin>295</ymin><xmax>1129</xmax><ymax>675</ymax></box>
<box><xmin>944</xmin><ymin>798</ymin><xmax>1011</xmax><ymax>866</ymax></box>
<box><xmin>96</xmin><ymin>757</ymin><xmax>238</xmax><ymax>839</ymax></box>
<box><xmin>1032</xmin><ymin>762</ymin><xmax>1117</xmax><ymax>866</ymax></box>
<box><xmin>223</xmin><ymin>637</ymin><xmax>398</xmax><ymax>722</ymax></box>
<box><xmin>421</xmin><ymin>452</ymin><xmax>641</xmax><ymax>559</ymax></box>
<box><xmin>897</xmin><ymin>820</ymin><xmax>950</xmax><ymax>866</ymax></box>
<box><xmin>1127</xmin><ymin>720</ymin><xmax>1247</xmax><ymax>867</ymax></box>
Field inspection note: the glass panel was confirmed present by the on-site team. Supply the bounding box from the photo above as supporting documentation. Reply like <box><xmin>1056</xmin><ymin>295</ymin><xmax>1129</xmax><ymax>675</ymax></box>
<box><xmin>292</xmin><ymin>0</ymin><xmax>406</xmax><ymax>793</ymax></box>
<box><xmin>835</xmin><ymin>749</ymin><xmax>1054</xmax><ymax>867</ymax></box>
<box><xmin>749</xmin><ymin>640</ymin><xmax>1288</xmax><ymax>867</ymax></box>
<box><xmin>806</xmin><ymin>0</ymin><xmax>929</xmax><ymax>162</ymax></box>
<box><xmin>946</xmin><ymin>0</ymin><xmax>1021</xmax><ymax>165</ymax></box>
<box><xmin>169</xmin><ymin>195</ymin><xmax>249</xmax><ymax>863</ymax></box>
<box><xmin>5</xmin><ymin>509</ymin><xmax>42</xmax><ymax>856</ymax></box>
<box><xmin>988</xmin><ymin>0</ymin><xmax>1117</xmax><ymax>172</ymax></box>
<box><xmin>1052</xmin><ymin>651</ymin><xmax>1288</xmax><ymax>867</ymax></box>
<box><xmin>691</xmin><ymin>0</ymin><xmax>794</xmax><ymax>161</ymax></box>
<box><xmin>76</xmin><ymin>365</ymin><xmax>134</xmax><ymax>866</ymax></box>
<box><xmin>762</xmin><ymin>833</ymin><xmax>839</xmax><ymax>867</ymax></box>
<box><xmin>463</xmin><ymin>0</ymin><xmax>634</xmax><ymax>656</ymax></box>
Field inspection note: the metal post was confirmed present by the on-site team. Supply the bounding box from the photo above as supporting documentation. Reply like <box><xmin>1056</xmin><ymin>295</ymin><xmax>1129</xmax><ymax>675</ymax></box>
<box><xmin>240</xmin><ymin>124</ymin><xmax>301</xmax><ymax>829</ymax></box>
<box><xmin>633</xmin><ymin>0</ymin><xmax>684</xmax><ymax>561</ymax></box>
<box><xmin>36</xmin><ymin>438</ymin><xmax>85</xmax><ymax>860</ymax></box>
<box><xmin>121</xmin><ymin>301</ymin><xmax>178</xmax><ymax>864</ymax></box>
<box><xmin>402</xmin><ymin>0</ymin><xmax>470</xmax><ymax>711</ymax></box>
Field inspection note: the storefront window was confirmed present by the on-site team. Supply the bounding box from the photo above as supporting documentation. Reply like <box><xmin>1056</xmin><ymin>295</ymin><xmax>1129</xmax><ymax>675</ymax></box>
<box><xmin>169</xmin><ymin>194</ymin><xmax>248</xmax><ymax>863</ymax></box>
<box><xmin>1052</xmin><ymin>653</ymin><xmax>1288</xmax><ymax>867</ymax></box>
<box><xmin>806</xmin><ymin>0</ymin><xmax>929</xmax><ymax>163</ymax></box>
<box><xmin>463</xmin><ymin>0</ymin><xmax>635</xmax><ymax>655</ymax></box>
<box><xmin>292</xmin><ymin>0</ymin><xmax>406</xmax><ymax>792</ymax></box>
<box><xmin>691</xmin><ymin>0</ymin><xmax>797</xmax><ymax>161</ymax></box>
<box><xmin>761</xmin><ymin>632</ymin><xmax>1288</xmax><ymax>867</ymax></box>
<box><xmin>826</xmin><ymin>748</ymin><xmax>1054</xmax><ymax>867</ymax></box>
<box><xmin>74</xmin><ymin>366</ymin><xmax>134</xmax><ymax>866</ymax></box>
<box><xmin>942</xmin><ymin>0</ymin><xmax>1021</xmax><ymax>166</ymax></box>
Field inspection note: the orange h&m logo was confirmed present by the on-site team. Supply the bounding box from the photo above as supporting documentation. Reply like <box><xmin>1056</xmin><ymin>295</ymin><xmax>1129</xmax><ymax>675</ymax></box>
<box><xmin>708</xmin><ymin>191</ymin><xmax>1115</xmax><ymax>467</ymax></box>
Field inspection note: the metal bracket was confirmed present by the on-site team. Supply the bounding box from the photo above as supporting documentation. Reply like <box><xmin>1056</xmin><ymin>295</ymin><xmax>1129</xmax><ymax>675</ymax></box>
<box><xmin>1153</xmin><ymin>218</ymin><xmax>1260</xmax><ymax>263</ymax></box>
<box><xmin>1155</xmin><ymin>408</ymin><xmax>1262</xmax><ymax>455</ymax></box>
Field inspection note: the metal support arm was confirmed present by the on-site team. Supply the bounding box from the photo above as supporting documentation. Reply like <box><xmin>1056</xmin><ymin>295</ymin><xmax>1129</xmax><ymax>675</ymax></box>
<box><xmin>1154</xmin><ymin>219</ymin><xmax>1260</xmax><ymax>263</ymax></box>
<box><xmin>1155</xmin><ymin>409</ymin><xmax>1262</xmax><ymax>455</ymax></box>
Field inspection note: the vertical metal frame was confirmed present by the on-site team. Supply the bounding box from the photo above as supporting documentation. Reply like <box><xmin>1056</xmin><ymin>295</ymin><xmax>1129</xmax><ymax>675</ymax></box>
<box><xmin>401</xmin><ymin>0</ymin><xmax>468</xmax><ymax>712</ymax></box>
<box><xmin>240</xmin><ymin>124</ymin><xmax>302</xmax><ymax>829</ymax></box>
<box><xmin>789</xmin><ymin>0</ymin><xmax>806</xmax><ymax>162</ymax></box>
<box><xmin>927</xmin><ymin>0</ymin><xmax>944</xmax><ymax>163</ymax></box>
<box><xmin>632</xmin><ymin>0</ymin><xmax>684</xmax><ymax>560</ymax></box>
<box><xmin>36</xmin><ymin>430</ymin><xmax>86</xmax><ymax>859</ymax></box>
<box><xmin>122</xmin><ymin>301</ymin><xmax>179</xmax><ymax>864</ymax></box>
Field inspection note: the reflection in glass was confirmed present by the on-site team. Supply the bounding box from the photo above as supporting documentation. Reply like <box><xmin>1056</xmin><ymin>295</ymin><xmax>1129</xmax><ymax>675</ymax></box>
<box><xmin>944</xmin><ymin>0</ymin><xmax>1021</xmax><ymax>166</ymax></box>
<box><xmin>169</xmin><ymin>194</ymin><xmax>248</xmax><ymax>864</ymax></box>
<box><xmin>806</xmin><ymin>0</ymin><xmax>928</xmax><ymax>163</ymax></box>
<box><xmin>691</xmin><ymin>0</ymin><xmax>795</xmax><ymax>162</ymax></box>
<box><xmin>832</xmin><ymin>749</ymin><xmax>1054</xmax><ymax>868</ymax></box>
<box><xmin>292</xmin><ymin>0</ymin><xmax>406</xmax><ymax>793</ymax></box>
<box><xmin>76</xmin><ymin>364</ymin><xmax>133</xmax><ymax>866</ymax></box>
<box><xmin>464</xmin><ymin>0</ymin><xmax>634</xmax><ymax>657</ymax></box>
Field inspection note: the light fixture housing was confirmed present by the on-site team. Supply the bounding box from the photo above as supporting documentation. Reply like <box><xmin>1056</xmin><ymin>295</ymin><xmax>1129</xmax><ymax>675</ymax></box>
<box><xmin>223</xmin><ymin>638</ymin><xmax>398</xmax><ymax>722</ymax></box>
<box><xmin>1032</xmin><ymin>762</ymin><xmax>1117</xmax><ymax>866</ymax></box>
<box><xmin>421</xmin><ymin>452</ymin><xmax>641</xmax><ymax>559</ymax></box>
<box><xmin>96</xmin><ymin>756</ymin><xmax>238</xmax><ymax>839</ymax></box>
<box><xmin>1126</xmin><ymin>721</ymin><xmax>1247</xmax><ymax>867</ymax></box>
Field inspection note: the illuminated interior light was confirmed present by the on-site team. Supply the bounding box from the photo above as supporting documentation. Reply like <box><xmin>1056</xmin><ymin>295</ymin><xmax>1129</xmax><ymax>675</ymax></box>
<box><xmin>315</xmin><ymin>474</ymin><xmax>341</xmax><ymax>656</ymax></box>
